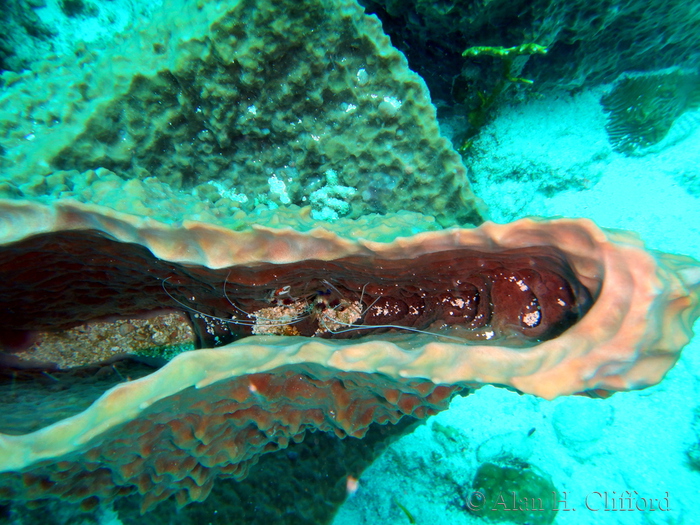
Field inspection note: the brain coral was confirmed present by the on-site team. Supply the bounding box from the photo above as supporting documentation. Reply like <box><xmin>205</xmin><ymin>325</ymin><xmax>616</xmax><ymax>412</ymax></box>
<box><xmin>0</xmin><ymin>0</ymin><xmax>483</xmax><ymax>227</ymax></box>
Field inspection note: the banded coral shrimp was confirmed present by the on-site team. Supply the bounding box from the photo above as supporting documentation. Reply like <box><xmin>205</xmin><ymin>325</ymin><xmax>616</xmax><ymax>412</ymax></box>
<box><xmin>312</xmin><ymin>281</ymin><xmax>478</xmax><ymax>342</ymax></box>
<box><xmin>161</xmin><ymin>275</ymin><xmax>312</xmax><ymax>338</ymax></box>
<box><xmin>160</xmin><ymin>274</ymin><xmax>473</xmax><ymax>345</ymax></box>
<box><xmin>159</xmin><ymin>248</ymin><xmax>589</xmax><ymax>348</ymax></box>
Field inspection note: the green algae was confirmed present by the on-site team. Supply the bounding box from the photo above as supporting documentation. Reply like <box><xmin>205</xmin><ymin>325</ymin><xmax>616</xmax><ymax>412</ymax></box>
<box><xmin>468</xmin><ymin>461</ymin><xmax>558</xmax><ymax>525</ymax></box>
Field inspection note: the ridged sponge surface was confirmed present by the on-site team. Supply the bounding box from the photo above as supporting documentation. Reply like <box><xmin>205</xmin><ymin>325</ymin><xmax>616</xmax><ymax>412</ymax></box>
<box><xmin>0</xmin><ymin>362</ymin><xmax>459</xmax><ymax>512</ymax></box>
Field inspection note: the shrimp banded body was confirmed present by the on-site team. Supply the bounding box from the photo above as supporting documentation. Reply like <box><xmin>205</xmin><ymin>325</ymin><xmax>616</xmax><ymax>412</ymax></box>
<box><xmin>165</xmin><ymin>247</ymin><xmax>591</xmax><ymax>347</ymax></box>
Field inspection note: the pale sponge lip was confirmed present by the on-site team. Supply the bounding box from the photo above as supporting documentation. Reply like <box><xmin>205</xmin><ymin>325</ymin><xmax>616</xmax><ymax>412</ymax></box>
<box><xmin>0</xmin><ymin>198</ymin><xmax>698</xmax><ymax>473</ymax></box>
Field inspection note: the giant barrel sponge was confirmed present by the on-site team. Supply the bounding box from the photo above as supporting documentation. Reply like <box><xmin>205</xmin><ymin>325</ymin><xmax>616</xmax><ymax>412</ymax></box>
<box><xmin>0</xmin><ymin>199</ymin><xmax>698</xmax><ymax>511</ymax></box>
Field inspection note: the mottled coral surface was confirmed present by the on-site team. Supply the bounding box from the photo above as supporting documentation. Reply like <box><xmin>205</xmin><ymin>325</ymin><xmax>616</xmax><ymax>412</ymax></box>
<box><xmin>0</xmin><ymin>0</ymin><xmax>483</xmax><ymax>227</ymax></box>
